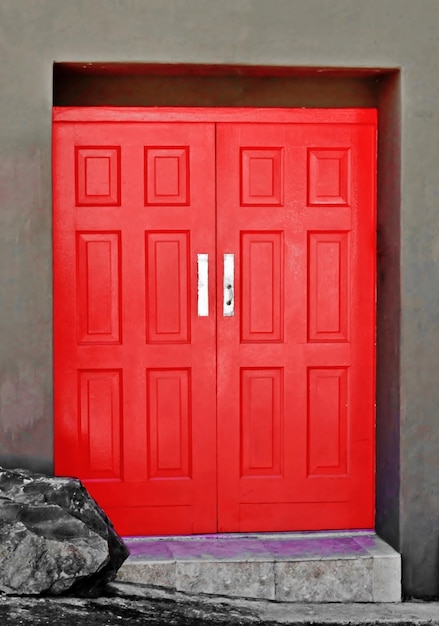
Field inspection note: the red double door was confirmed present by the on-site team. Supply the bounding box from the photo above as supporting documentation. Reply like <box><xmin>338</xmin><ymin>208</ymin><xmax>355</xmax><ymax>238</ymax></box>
<box><xmin>53</xmin><ymin>108</ymin><xmax>376</xmax><ymax>536</ymax></box>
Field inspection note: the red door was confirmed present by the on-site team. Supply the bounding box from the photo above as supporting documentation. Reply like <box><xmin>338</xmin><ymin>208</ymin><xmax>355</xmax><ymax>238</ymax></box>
<box><xmin>53</xmin><ymin>120</ymin><xmax>218</xmax><ymax>534</ymax></box>
<box><xmin>216</xmin><ymin>121</ymin><xmax>376</xmax><ymax>530</ymax></box>
<box><xmin>53</xmin><ymin>108</ymin><xmax>376</xmax><ymax>536</ymax></box>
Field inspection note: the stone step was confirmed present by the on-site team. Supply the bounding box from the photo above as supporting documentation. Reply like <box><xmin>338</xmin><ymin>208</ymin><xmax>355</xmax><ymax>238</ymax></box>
<box><xmin>117</xmin><ymin>531</ymin><xmax>401</xmax><ymax>603</ymax></box>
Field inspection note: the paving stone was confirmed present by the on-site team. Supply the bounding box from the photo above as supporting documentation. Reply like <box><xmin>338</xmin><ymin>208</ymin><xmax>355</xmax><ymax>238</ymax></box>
<box><xmin>176</xmin><ymin>560</ymin><xmax>275</xmax><ymax>600</ymax></box>
<box><xmin>124</xmin><ymin>538</ymin><xmax>174</xmax><ymax>560</ymax></box>
<box><xmin>117</xmin><ymin>561</ymin><xmax>177</xmax><ymax>588</ymax></box>
<box><xmin>275</xmin><ymin>557</ymin><xmax>374</xmax><ymax>602</ymax></box>
<box><xmin>168</xmin><ymin>536</ymin><xmax>271</xmax><ymax>561</ymax></box>
<box><xmin>372</xmin><ymin>555</ymin><xmax>402</xmax><ymax>603</ymax></box>
<box><xmin>261</xmin><ymin>536</ymin><xmax>369</xmax><ymax>561</ymax></box>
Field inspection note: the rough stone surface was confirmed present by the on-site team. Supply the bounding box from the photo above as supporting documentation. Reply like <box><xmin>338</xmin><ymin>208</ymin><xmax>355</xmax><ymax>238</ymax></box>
<box><xmin>176</xmin><ymin>560</ymin><xmax>275</xmax><ymax>600</ymax></box>
<box><xmin>0</xmin><ymin>582</ymin><xmax>435</xmax><ymax>626</ymax></box>
<box><xmin>119</xmin><ymin>533</ymin><xmax>401</xmax><ymax>603</ymax></box>
<box><xmin>0</xmin><ymin>467</ymin><xmax>129</xmax><ymax>595</ymax></box>
<box><xmin>275</xmin><ymin>558</ymin><xmax>373</xmax><ymax>603</ymax></box>
<box><xmin>118</xmin><ymin>561</ymin><xmax>177</xmax><ymax>588</ymax></box>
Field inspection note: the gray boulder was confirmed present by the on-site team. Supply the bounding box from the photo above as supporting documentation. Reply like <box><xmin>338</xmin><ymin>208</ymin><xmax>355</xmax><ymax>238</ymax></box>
<box><xmin>0</xmin><ymin>467</ymin><xmax>129</xmax><ymax>595</ymax></box>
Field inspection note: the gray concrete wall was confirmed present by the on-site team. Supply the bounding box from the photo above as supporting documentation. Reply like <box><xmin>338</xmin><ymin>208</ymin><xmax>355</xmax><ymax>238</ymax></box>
<box><xmin>0</xmin><ymin>0</ymin><xmax>437</xmax><ymax>597</ymax></box>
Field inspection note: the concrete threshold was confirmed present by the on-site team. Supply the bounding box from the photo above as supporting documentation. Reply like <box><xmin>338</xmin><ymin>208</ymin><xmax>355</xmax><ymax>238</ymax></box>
<box><xmin>117</xmin><ymin>530</ymin><xmax>401</xmax><ymax>603</ymax></box>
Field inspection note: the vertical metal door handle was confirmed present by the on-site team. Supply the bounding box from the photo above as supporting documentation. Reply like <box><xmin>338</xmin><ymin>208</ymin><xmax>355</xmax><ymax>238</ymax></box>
<box><xmin>197</xmin><ymin>254</ymin><xmax>209</xmax><ymax>317</ymax></box>
<box><xmin>223</xmin><ymin>253</ymin><xmax>234</xmax><ymax>316</ymax></box>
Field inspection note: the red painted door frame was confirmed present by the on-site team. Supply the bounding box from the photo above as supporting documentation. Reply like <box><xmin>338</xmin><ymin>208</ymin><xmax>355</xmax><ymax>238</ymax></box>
<box><xmin>53</xmin><ymin>107</ymin><xmax>377</xmax><ymax>535</ymax></box>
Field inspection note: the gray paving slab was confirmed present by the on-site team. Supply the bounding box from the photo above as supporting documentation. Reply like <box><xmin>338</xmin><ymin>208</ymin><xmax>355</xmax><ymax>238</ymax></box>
<box><xmin>176</xmin><ymin>559</ymin><xmax>276</xmax><ymax>599</ymax></box>
<box><xmin>275</xmin><ymin>557</ymin><xmax>374</xmax><ymax>602</ymax></box>
<box><xmin>353</xmin><ymin>534</ymin><xmax>400</xmax><ymax>556</ymax></box>
<box><xmin>124</xmin><ymin>538</ymin><xmax>174</xmax><ymax>560</ymax></box>
<box><xmin>260</xmin><ymin>536</ymin><xmax>369</xmax><ymax>560</ymax></box>
<box><xmin>117</xmin><ymin>559</ymin><xmax>177</xmax><ymax>587</ymax></box>
<box><xmin>168</xmin><ymin>536</ymin><xmax>272</xmax><ymax>561</ymax></box>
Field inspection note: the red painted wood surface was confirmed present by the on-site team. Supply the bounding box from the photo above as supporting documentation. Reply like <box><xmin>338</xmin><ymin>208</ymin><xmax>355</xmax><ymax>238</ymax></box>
<box><xmin>216</xmin><ymin>121</ymin><xmax>376</xmax><ymax>531</ymax></box>
<box><xmin>53</xmin><ymin>107</ymin><xmax>376</xmax><ymax>124</ymax></box>
<box><xmin>53</xmin><ymin>120</ymin><xmax>217</xmax><ymax>535</ymax></box>
<box><xmin>53</xmin><ymin>108</ymin><xmax>376</xmax><ymax>535</ymax></box>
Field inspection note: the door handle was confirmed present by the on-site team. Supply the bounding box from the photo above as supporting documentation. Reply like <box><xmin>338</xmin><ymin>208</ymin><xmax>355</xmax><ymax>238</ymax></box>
<box><xmin>223</xmin><ymin>253</ymin><xmax>234</xmax><ymax>317</ymax></box>
<box><xmin>197</xmin><ymin>253</ymin><xmax>209</xmax><ymax>317</ymax></box>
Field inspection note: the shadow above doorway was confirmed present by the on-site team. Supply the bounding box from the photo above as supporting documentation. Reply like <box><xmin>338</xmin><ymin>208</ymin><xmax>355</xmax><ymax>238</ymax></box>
<box><xmin>53</xmin><ymin>62</ymin><xmax>388</xmax><ymax>108</ymax></box>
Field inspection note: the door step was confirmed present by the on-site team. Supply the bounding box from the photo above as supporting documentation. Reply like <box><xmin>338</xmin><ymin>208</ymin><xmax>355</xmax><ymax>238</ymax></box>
<box><xmin>117</xmin><ymin>531</ymin><xmax>400</xmax><ymax>603</ymax></box>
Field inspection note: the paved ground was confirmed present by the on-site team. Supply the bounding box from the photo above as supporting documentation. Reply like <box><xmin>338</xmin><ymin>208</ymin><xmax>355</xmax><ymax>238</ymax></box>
<box><xmin>0</xmin><ymin>582</ymin><xmax>438</xmax><ymax>625</ymax></box>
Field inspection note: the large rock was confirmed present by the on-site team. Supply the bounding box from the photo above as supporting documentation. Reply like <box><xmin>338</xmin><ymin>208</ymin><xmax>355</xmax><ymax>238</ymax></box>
<box><xmin>0</xmin><ymin>467</ymin><xmax>129</xmax><ymax>595</ymax></box>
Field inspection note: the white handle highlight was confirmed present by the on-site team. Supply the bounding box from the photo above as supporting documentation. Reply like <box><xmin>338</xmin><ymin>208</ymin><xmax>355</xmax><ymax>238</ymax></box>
<box><xmin>223</xmin><ymin>253</ymin><xmax>234</xmax><ymax>317</ymax></box>
<box><xmin>197</xmin><ymin>254</ymin><xmax>209</xmax><ymax>317</ymax></box>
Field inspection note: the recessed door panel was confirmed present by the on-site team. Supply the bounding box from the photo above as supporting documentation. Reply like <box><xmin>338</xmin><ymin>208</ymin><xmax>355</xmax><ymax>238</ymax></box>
<box><xmin>145</xmin><ymin>232</ymin><xmax>190</xmax><ymax>343</ymax></box>
<box><xmin>241</xmin><ymin>232</ymin><xmax>283</xmax><ymax>342</ymax></box>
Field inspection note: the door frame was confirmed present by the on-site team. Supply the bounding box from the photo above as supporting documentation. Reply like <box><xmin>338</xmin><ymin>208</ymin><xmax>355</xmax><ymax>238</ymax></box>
<box><xmin>53</xmin><ymin>107</ymin><xmax>375</xmax><ymax>125</ymax></box>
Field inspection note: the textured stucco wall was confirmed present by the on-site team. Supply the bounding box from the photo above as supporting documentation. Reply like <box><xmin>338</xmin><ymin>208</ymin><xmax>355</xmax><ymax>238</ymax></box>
<box><xmin>0</xmin><ymin>0</ymin><xmax>437</xmax><ymax>597</ymax></box>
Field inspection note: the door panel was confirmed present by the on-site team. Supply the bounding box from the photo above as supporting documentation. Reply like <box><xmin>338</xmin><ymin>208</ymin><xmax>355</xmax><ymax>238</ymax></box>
<box><xmin>216</xmin><ymin>122</ymin><xmax>375</xmax><ymax>531</ymax></box>
<box><xmin>53</xmin><ymin>121</ymin><xmax>217</xmax><ymax>535</ymax></box>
